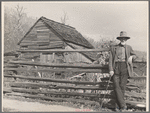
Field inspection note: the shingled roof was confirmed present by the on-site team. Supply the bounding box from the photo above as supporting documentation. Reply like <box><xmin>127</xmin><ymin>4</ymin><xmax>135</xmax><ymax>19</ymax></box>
<box><xmin>18</xmin><ymin>16</ymin><xmax>94</xmax><ymax>49</ymax></box>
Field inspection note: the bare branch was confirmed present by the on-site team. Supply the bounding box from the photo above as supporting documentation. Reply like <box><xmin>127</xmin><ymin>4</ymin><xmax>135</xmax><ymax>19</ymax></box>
<box><xmin>60</xmin><ymin>11</ymin><xmax>69</xmax><ymax>25</ymax></box>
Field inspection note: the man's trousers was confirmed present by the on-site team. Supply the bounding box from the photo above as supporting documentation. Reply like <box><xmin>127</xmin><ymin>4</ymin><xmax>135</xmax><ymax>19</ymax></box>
<box><xmin>112</xmin><ymin>62</ymin><xmax>129</xmax><ymax>109</ymax></box>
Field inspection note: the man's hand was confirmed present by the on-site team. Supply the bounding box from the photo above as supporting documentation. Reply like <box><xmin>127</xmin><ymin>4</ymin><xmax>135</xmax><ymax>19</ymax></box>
<box><xmin>128</xmin><ymin>56</ymin><xmax>133</xmax><ymax>64</ymax></box>
<box><xmin>109</xmin><ymin>71</ymin><xmax>114</xmax><ymax>76</ymax></box>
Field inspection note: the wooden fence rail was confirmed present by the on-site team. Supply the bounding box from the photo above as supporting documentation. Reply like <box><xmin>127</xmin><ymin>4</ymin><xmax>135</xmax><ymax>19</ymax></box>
<box><xmin>4</xmin><ymin>68</ymin><xmax>108</xmax><ymax>73</ymax></box>
<box><xmin>9</xmin><ymin>61</ymin><xmax>108</xmax><ymax>68</ymax></box>
<box><xmin>7</xmin><ymin>82</ymin><xmax>113</xmax><ymax>90</ymax></box>
<box><xmin>17</xmin><ymin>48</ymin><xmax>109</xmax><ymax>53</ymax></box>
<box><xmin>4</xmin><ymin>75</ymin><xmax>146</xmax><ymax>86</ymax></box>
<box><xmin>8</xmin><ymin>60</ymin><xmax>146</xmax><ymax>68</ymax></box>
<box><xmin>4</xmin><ymin>75</ymin><xmax>107</xmax><ymax>85</ymax></box>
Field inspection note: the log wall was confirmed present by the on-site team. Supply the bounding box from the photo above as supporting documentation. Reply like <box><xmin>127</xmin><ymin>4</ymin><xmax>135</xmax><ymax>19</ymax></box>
<box><xmin>20</xmin><ymin>20</ymin><xmax>64</xmax><ymax>49</ymax></box>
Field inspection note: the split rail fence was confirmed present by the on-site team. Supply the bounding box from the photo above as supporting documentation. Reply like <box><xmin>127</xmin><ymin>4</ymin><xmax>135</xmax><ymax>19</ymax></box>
<box><xmin>3</xmin><ymin>49</ymin><xmax>147</xmax><ymax>109</ymax></box>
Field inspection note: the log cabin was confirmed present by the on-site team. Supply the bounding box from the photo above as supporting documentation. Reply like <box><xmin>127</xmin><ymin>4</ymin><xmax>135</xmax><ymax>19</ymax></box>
<box><xmin>17</xmin><ymin>16</ymin><xmax>98</xmax><ymax>64</ymax></box>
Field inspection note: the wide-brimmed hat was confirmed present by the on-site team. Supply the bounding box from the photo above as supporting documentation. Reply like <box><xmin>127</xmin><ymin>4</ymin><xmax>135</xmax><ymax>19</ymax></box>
<box><xmin>117</xmin><ymin>31</ymin><xmax>130</xmax><ymax>40</ymax></box>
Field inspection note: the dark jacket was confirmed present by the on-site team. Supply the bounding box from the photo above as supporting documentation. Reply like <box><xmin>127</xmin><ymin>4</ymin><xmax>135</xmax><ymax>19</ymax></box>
<box><xmin>109</xmin><ymin>44</ymin><xmax>136</xmax><ymax>77</ymax></box>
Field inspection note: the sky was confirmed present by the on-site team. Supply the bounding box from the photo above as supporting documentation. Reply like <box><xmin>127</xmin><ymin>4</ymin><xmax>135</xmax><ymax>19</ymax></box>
<box><xmin>2</xmin><ymin>1</ymin><xmax>148</xmax><ymax>52</ymax></box>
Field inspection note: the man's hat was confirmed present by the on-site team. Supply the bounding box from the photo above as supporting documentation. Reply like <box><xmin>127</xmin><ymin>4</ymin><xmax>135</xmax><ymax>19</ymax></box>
<box><xmin>117</xmin><ymin>31</ymin><xmax>130</xmax><ymax>40</ymax></box>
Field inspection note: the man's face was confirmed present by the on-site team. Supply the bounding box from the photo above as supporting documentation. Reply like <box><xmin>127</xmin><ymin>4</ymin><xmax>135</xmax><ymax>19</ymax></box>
<box><xmin>119</xmin><ymin>38</ymin><xmax>127</xmax><ymax>45</ymax></box>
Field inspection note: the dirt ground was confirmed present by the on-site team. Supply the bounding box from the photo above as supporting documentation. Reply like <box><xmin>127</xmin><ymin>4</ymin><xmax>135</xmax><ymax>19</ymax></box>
<box><xmin>2</xmin><ymin>97</ymin><xmax>94</xmax><ymax>112</ymax></box>
<box><xmin>2</xmin><ymin>96</ymin><xmax>145</xmax><ymax>112</ymax></box>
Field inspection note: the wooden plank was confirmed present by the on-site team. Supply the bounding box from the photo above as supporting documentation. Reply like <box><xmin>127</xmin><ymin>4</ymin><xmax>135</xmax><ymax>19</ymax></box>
<box><xmin>36</xmin><ymin>39</ymin><xmax>50</xmax><ymax>42</ymax></box>
<box><xmin>36</xmin><ymin>21</ymin><xmax>45</xmax><ymax>25</ymax></box>
<box><xmin>4</xmin><ymin>52</ymin><xmax>18</xmax><ymax>57</ymax></box>
<box><xmin>24</xmin><ymin>35</ymin><xmax>37</xmax><ymax>39</ymax></box>
<box><xmin>34</xmin><ymin>23</ymin><xmax>46</xmax><ymax>28</ymax></box>
<box><xmin>3</xmin><ymin>88</ymin><xmax>12</xmax><ymax>94</ymax></box>
<box><xmin>49</xmin><ymin>42</ymin><xmax>64</xmax><ymax>46</ymax></box>
<box><xmin>49</xmin><ymin>39</ymin><xmax>62</xmax><ymax>41</ymax></box>
<box><xmin>4</xmin><ymin>68</ymin><xmax>108</xmax><ymax>73</ymax></box>
<box><xmin>21</xmin><ymin>52</ymin><xmax>40</xmax><ymax>55</ymax></box>
<box><xmin>36</xmin><ymin>28</ymin><xmax>49</xmax><ymax>31</ymax></box>
<box><xmin>125</xmin><ymin>100</ymin><xmax>146</xmax><ymax>108</ymax></box>
<box><xmin>37</xmin><ymin>36</ymin><xmax>49</xmax><ymax>40</ymax></box>
<box><xmin>4</xmin><ymin>57</ymin><xmax>14</xmax><ymax>61</ymax></box>
<box><xmin>27</xmin><ymin>46</ymin><xmax>63</xmax><ymax>50</ymax></box>
<box><xmin>28</xmin><ymin>46</ymin><xmax>42</xmax><ymax>49</ymax></box>
<box><xmin>6</xmin><ymin>92</ymin><xmax>100</xmax><ymax>105</ymax></box>
<box><xmin>36</xmin><ymin>38</ymin><xmax>50</xmax><ymax>41</ymax></box>
<box><xmin>36</xmin><ymin>28</ymin><xmax>50</xmax><ymax>31</ymax></box>
<box><xmin>26</xmin><ymin>33</ymin><xmax>37</xmax><ymax>36</ymax></box>
<box><xmin>125</xmin><ymin>91</ymin><xmax>146</xmax><ymax>99</ymax></box>
<box><xmin>127</xmin><ymin>82</ymin><xmax>146</xmax><ymax>88</ymax></box>
<box><xmin>4</xmin><ymin>63</ymin><xmax>19</xmax><ymax>66</ymax></box>
<box><xmin>129</xmin><ymin>76</ymin><xmax>147</xmax><ymax>79</ymax></box>
<box><xmin>35</xmin><ymin>26</ymin><xmax>49</xmax><ymax>30</ymax></box>
<box><xmin>20</xmin><ymin>43</ymin><xmax>39</xmax><ymax>46</ymax></box>
<box><xmin>20</xmin><ymin>41</ymin><xmax>49</xmax><ymax>43</ymax></box>
<box><xmin>133</xmin><ymin>61</ymin><xmax>146</xmax><ymax>63</ymax></box>
<box><xmin>4</xmin><ymin>87</ymin><xmax>112</xmax><ymax>98</ymax></box>
<box><xmin>22</xmin><ymin>53</ymin><xmax>40</xmax><ymax>57</ymax></box>
<box><xmin>4</xmin><ymin>75</ymin><xmax>110</xmax><ymax>85</ymax></box>
<box><xmin>49</xmin><ymin>36</ymin><xmax>61</xmax><ymax>41</ymax></box>
<box><xmin>37</xmin><ymin>34</ymin><xmax>49</xmax><ymax>37</ymax></box>
<box><xmin>37</xmin><ymin>31</ymin><xmax>50</xmax><ymax>33</ymax></box>
<box><xmin>23</xmin><ymin>38</ymin><xmax>38</xmax><ymax>42</ymax></box>
<box><xmin>49</xmin><ymin>40</ymin><xmax>63</xmax><ymax>43</ymax></box>
<box><xmin>126</xmin><ymin>86</ymin><xmax>140</xmax><ymax>91</ymax></box>
<box><xmin>23</xmin><ymin>35</ymin><xmax>37</xmax><ymax>40</ymax></box>
<box><xmin>101</xmin><ymin>76</ymin><xmax>146</xmax><ymax>81</ymax></box>
<box><xmin>37</xmin><ymin>33</ymin><xmax>49</xmax><ymax>36</ymax></box>
<box><xmin>9</xmin><ymin>61</ymin><xmax>109</xmax><ymax>69</ymax></box>
<box><xmin>8</xmin><ymin>82</ymin><xmax>113</xmax><ymax>90</ymax></box>
<box><xmin>19</xmin><ymin>57</ymin><xmax>40</xmax><ymax>61</ymax></box>
<box><xmin>17</xmin><ymin>48</ymin><xmax>109</xmax><ymax>53</ymax></box>
<box><xmin>20</xmin><ymin>42</ymin><xmax>50</xmax><ymax>46</ymax></box>
<box><xmin>49</xmin><ymin>43</ymin><xmax>64</xmax><ymax>46</ymax></box>
<box><xmin>47</xmin><ymin>45</ymin><xmax>64</xmax><ymax>49</ymax></box>
<box><xmin>25</xmin><ymin>36</ymin><xmax>37</xmax><ymax>40</ymax></box>
<box><xmin>21</xmin><ymin>43</ymin><xmax>49</xmax><ymax>46</ymax></box>
<box><xmin>49</xmin><ymin>42</ymin><xmax>64</xmax><ymax>45</ymax></box>
<box><xmin>4</xmin><ymin>65</ymin><xmax>19</xmax><ymax>68</ymax></box>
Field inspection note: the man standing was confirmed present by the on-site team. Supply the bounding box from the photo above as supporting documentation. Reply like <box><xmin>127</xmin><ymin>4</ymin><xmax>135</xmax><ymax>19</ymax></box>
<box><xmin>109</xmin><ymin>31</ymin><xmax>136</xmax><ymax>111</ymax></box>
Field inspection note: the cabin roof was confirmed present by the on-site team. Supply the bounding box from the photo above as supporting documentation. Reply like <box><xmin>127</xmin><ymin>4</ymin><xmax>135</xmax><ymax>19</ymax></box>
<box><xmin>18</xmin><ymin>16</ymin><xmax>94</xmax><ymax>49</ymax></box>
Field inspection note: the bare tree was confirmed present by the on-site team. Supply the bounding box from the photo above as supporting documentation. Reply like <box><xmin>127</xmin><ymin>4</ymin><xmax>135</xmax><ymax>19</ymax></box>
<box><xmin>4</xmin><ymin>5</ymin><xmax>36</xmax><ymax>53</ymax></box>
<box><xmin>60</xmin><ymin>11</ymin><xmax>69</xmax><ymax>25</ymax></box>
<box><xmin>85</xmin><ymin>35</ymin><xmax>117</xmax><ymax>49</ymax></box>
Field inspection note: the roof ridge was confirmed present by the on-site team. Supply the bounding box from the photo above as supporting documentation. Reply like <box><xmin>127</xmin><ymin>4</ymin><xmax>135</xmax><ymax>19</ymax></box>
<box><xmin>40</xmin><ymin>16</ymin><xmax>75</xmax><ymax>29</ymax></box>
<box><xmin>40</xmin><ymin>16</ymin><xmax>94</xmax><ymax>49</ymax></box>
